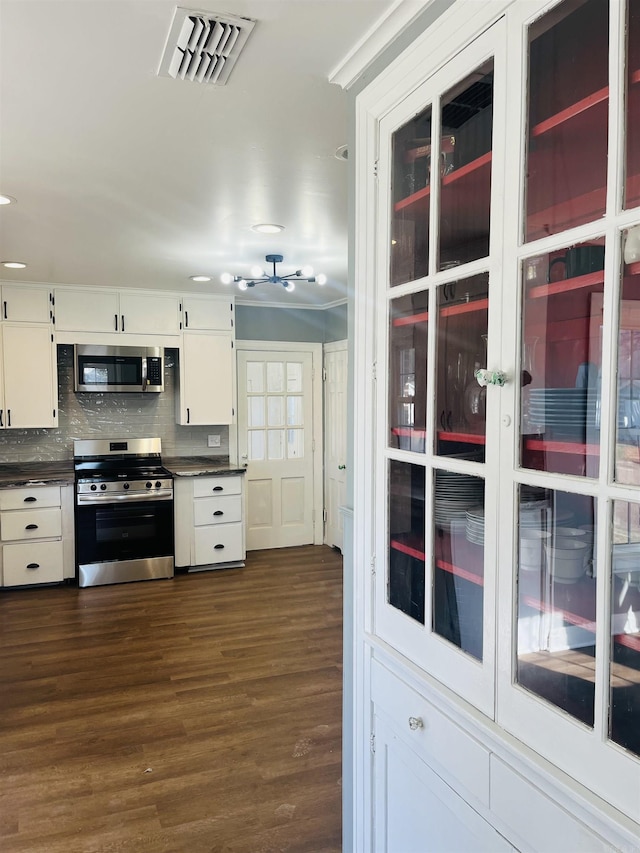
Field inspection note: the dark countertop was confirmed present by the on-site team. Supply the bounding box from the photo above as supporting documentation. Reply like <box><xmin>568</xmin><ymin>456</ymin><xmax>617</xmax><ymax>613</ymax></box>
<box><xmin>163</xmin><ymin>456</ymin><xmax>246</xmax><ymax>477</ymax></box>
<box><xmin>0</xmin><ymin>460</ymin><xmax>75</xmax><ymax>488</ymax></box>
<box><xmin>0</xmin><ymin>456</ymin><xmax>245</xmax><ymax>488</ymax></box>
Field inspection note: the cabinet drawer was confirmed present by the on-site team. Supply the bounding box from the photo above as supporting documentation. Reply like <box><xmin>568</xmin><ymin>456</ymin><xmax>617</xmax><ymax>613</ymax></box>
<box><xmin>1</xmin><ymin>507</ymin><xmax>62</xmax><ymax>541</ymax></box>
<box><xmin>0</xmin><ymin>486</ymin><xmax>61</xmax><ymax>511</ymax></box>
<box><xmin>193</xmin><ymin>476</ymin><xmax>242</xmax><ymax>499</ymax></box>
<box><xmin>371</xmin><ymin>659</ymin><xmax>490</xmax><ymax>808</ymax></box>
<box><xmin>194</xmin><ymin>495</ymin><xmax>242</xmax><ymax>526</ymax></box>
<box><xmin>194</xmin><ymin>523</ymin><xmax>243</xmax><ymax>565</ymax></box>
<box><xmin>3</xmin><ymin>540</ymin><xmax>64</xmax><ymax>585</ymax></box>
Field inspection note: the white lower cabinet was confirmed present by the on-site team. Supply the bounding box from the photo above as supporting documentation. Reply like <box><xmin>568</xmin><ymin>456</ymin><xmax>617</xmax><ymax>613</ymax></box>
<box><xmin>174</xmin><ymin>474</ymin><xmax>245</xmax><ymax>569</ymax></box>
<box><xmin>0</xmin><ymin>485</ymin><xmax>74</xmax><ymax>586</ymax></box>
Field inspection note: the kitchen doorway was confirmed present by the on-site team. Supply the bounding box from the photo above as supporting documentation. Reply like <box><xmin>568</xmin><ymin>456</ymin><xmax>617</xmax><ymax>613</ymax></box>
<box><xmin>237</xmin><ymin>342</ymin><xmax>323</xmax><ymax>550</ymax></box>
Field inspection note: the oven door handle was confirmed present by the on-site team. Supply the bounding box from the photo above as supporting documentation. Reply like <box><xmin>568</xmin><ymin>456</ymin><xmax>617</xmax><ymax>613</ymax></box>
<box><xmin>77</xmin><ymin>490</ymin><xmax>173</xmax><ymax>504</ymax></box>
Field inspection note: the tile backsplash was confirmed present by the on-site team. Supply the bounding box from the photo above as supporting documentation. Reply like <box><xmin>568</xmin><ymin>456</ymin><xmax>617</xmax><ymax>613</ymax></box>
<box><xmin>0</xmin><ymin>346</ymin><xmax>230</xmax><ymax>462</ymax></box>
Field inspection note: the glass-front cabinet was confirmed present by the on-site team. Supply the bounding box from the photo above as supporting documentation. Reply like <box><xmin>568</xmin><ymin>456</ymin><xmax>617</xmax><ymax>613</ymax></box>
<box><xmin>365</xmin><ymin>0</ymin><xmax>640</xmax><ymax>837</ymax></box>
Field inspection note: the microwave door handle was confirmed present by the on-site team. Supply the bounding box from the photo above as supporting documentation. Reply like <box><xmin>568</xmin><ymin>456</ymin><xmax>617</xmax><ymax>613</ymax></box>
<box><xmin>142</xmin><ymin>358</ymin><xmax>148</xmax><ymax>391</ymax></box>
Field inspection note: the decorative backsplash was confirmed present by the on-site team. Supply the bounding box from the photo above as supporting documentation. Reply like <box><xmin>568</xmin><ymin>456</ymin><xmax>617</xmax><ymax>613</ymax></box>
<box><xmin>0</xmin><ymin>346</ymin><xmax>230</xmax><ymax>463</ymax></box>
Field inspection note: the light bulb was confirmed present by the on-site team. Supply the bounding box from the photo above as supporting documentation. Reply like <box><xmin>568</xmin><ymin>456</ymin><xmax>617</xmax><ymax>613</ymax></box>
<box><xmin>316</xmin><ymin>274</ymin><xmax>327</xmax><ymax>285</ymax></box>
<box><xmin>301</xmin><ymin>265</ymin><xmax>313</xmax><ymax>278</ymax></box>
<box><xmin>250</xmin><ymin>265</ymin><xmax>263</xmax><ymax>278</ymax></box>
<box><xmin>220</xmin><ymin>272</ymin><xmax>233</xmax><ymax>285</ymax></box>
<box><xmin>238</xmin><ymin>279</ymin><xmax>248</xmax><ymax>291</ymax></box>
<box><xmin>286</xmin><ymin>280</ymin><xmax>295</xmax><ymax>292</ymax></box>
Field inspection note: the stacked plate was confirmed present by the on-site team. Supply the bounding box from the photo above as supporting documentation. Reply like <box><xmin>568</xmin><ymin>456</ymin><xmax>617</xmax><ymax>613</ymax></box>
<box><xmin>465</xmin><ymin>506</ymin><xmax>485</xmax><ymax>545</ymax></box>
<box><xmin>528</xmin><ymin>388</ymin><xmax>599</xmax><ymax>440</ymax></box>
<box><xmin>434</xmin><ymin>470</ymin><xmax>484</xmax><ymax>529</ymax></box>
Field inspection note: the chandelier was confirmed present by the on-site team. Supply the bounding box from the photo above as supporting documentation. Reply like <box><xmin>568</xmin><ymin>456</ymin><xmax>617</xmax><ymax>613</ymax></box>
<box><xmin>220</xmin><ymin>254</ymin><xmax>326</xmax><ymax>292</ymax></box>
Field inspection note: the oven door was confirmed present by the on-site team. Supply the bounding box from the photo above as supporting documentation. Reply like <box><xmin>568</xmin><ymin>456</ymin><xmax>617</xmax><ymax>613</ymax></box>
<box><xmin>75</xmin><ymin>497</ymin><xmax>174</xmax><ymax>586</ymax></box>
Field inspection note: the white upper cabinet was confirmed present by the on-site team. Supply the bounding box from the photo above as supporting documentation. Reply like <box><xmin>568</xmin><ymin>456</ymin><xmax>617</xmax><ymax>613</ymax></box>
<box><xmin>181</xmin><ymin>296</ymin><xmax>233</xmax><ymax>331</ymax></box>
<box><xmin>0</xmin><ymin>324</ymin><xmax>57</xmax><ymax>428</ymax></box>
<box><xmin>1</xmin><ymin>285</ymin><xmax>52</xmax><ymax>324</ymax></box>
<box><xmin>54</xmin><ymin>288</ymin><xmax>120</xmax><ymax>333</ymax></box>
<box><xmin>177</xmin><ymin>331</ymin><xmax>234</xmax><ymax>426</ymax></box>
<box><xmin>118</xmin><ymin>292</ymin><xmax>181</xmax><ymax>335</ymax></box>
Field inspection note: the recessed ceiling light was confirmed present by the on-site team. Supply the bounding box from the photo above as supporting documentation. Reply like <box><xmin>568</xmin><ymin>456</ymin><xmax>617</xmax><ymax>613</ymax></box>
<box><xmin>190</xmin><ymin>275</ymin><xmax>211</xmax><ymax>282</ymax></box>
<box><xmin>0</xmin><ymin>195</ymin><xmax>16</xmax><ymax>205</ymax></box>
<box><xmin>2</xmin><ymin>261</ymin><xmax>26</xmax><ymax>269</ymax></box>
<box><xmin>252</xmin><ymin>223</ymin><xmax>285</xmax><ymax>234</ymax></box>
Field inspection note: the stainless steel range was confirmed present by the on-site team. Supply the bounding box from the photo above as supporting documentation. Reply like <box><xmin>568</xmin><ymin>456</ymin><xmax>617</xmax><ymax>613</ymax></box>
<box><xmin>74</xmin><ymin>437</ymin><xmax>174</xmax><ymax>588</ymax></box>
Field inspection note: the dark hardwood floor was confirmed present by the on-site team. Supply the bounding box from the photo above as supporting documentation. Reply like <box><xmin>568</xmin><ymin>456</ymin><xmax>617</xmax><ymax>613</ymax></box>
<box><xmin>0</xmin><ymin>545</ymin><xmax>343</xmax><ymax>853</ymax></box>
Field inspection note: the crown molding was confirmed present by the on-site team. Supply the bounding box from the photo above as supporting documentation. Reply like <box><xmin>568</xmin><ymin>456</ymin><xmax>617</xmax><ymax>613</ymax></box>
<box><xmin>328</xmin><ymin>0</ymin><xmax>434</xmax><ymax>89</ymax></box>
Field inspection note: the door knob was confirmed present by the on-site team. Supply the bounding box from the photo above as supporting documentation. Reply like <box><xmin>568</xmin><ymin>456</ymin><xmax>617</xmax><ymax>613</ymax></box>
<box><xmin>338</xmin><ymin>464</ymin><xmax>346</xmax><ymax>470</ymax></box>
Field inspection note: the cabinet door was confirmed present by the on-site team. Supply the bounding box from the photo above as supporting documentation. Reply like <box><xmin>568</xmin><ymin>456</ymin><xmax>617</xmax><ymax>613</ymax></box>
<box><xmin>182</xmin><ymin>296</ymin><xmax>232</xmax><ymax>331</ymax></box>
<box><xmin>373</xmin><ymin>715</ymin><xmax>514</xmax><ymax>853</ymax></box>
<box><xmin>54</xmin><ymin>288</ymin><xmax>120</xmax><ymax>333</ymax></box>
<box><xmin>497</xmin><ymin>0</ymin><xmax>640</xmax><ymax>823</ymax></box>
<box><xmin>376</xmin><ymin>20</ymin><xmax>505</xmax><ymax>717</ymax></box>
<box><xmin>1</xmin><ymin>325</ymin><xmax>57</xmax><ymax>428</ymax></box>
<box><xmin>1</xmin><ymin>285</ymin><xmax>51</xmax><ymax>323</ymax></box>
<box><xmin>178</xmin><ymin>332</ymin><xmax>234</xmax><ymax>425</ymax></box>
<box><xmin>119</xmin><ymin>292</ymin><xmax>181</xmax><ymax>335</ymax></box>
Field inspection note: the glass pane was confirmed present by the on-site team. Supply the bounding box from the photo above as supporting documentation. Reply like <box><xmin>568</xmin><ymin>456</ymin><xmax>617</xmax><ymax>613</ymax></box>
<box><xmin>435</xmin><ymin>273</ymin><xmax>488</xmax><ymax>461</ymax></box>
<box><xmin>625</xmin><ymin>0</ymin><xmax>640</xmax><ymax>210</ymax></box>
<box><xmin>267</xmin><ymin>396</ymin><xmax>284</xmax><ymax>427</ymax></box>
<box><xmin>433</xmin><ymin>469</ymin><xmax>485</xmax><ymax>660</ymax></box>
<box><xmin>287</xmin><ymin>429</ymin><xmax>304</xmax><ymax>459</ymax></box>
<box><xmin>389</xmin><ymin>292</ymin><xmax>428</xmax><ymax>452</ymax></box>
<box><xmin>248</xmin><ymin>396</ymin><xmax>265</xmax><ymax>428</ymax></box>
<box><xmin>438</xmin><ymin>60</ymin><xmax>493</xmax><ymax>269</ymax></box>
<box><xmin>388</xmin><ymin>460</ymin><xmax>425</xmax><ymax>623</ymax></box>
<box><xmin>267</xmin><ymin>429</ymin><xmax>284</xmax><ymax>460</ymax></box>
<box><xmin>525</xmin><ymin>0</ymin><xmax>609</xmax><ymax>241</ymax></box>
<box><xmin>517</xmin><ymin>486</ymin><xmax>596</xmax><ymax>727</ymax></box>
<box><xmin>520</xmin><ymin>239</ymin><xmax>605</xmax><ymax>478</ymax></box>
<box><xmin>266</xmin><ymin>362</ymin><xmax>284</xmax><ymax>393</ymax></box>
<box><xmin>287</xmin><ymin>362</ymin><xmax>303</xmax><ymax>393</ymax></box>
<box><xmin>246</xmin><ymin>361</ymin><xmax>264</xmax><ymax>393</ymax></box>
<box><xmin>615</xmin><ymin>226</ymin><xmax>640</xmax><ymax>484</ymax></box>
<box><xmin>287</xmin><ymin>396</ymin><xmax>302</xmax><ymax>426</ymax></box>
<box><xmin>390</xmin><ymin>106</ymin><xmax>432</xmax><ymax>287</ymax></box>
<box><xmin>609</xmin><ymin>500</ymin><xmax>640</xmax><ymax>757</ymax></box>
<box><xmin>249</xmin><ymin>430</ymin><xmax>265</xmax><ymax>461</ymax></box>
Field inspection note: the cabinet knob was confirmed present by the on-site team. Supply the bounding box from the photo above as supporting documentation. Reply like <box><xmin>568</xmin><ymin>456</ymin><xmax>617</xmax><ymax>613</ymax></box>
<box><xmin>475</xmin><ymin>368</ymin><xmax>507</xmax><ymax>387</ymax></box>
<box><xmin>26</xmin><ymin>563</ymin><xmax>40</xmax><ymax>570</ymax></box>
<box><xmin>338</xmin><ymin>464</ymin><xmax>346</xmax><ymax>470</ymax></box>
<box><xmin>408</xmin><ymin>716</ymin><xmax>424</xmax><ymax>731</ymax></box>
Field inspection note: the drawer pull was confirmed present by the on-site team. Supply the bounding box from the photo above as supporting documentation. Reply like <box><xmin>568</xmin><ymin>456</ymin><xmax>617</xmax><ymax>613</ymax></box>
<box><xmin>24</xmin><ymin>496</ymin><xmax>37</xmax><ymax>503</ymax></box>
<box><xmin>26</xmin><ymin>563</ymin><xmax>40</xmax><ymax>570</ymax></box>
<box><xmin>25</xmin><ymin>524</ymin><xmax>39</xmax><ymax>530</ymax></box>
<box><xmin>213</xmin><ymin>510</ymin><xmax>224</xmax><ymax>516</ymax></box>
<box><xmin>408</xmin><ymin>716</ymin><xmax>424</xmax><ymax>731</ymax></box>
<box><xmin>214</xmin><ymin>543</ymin><xmax>225</xmax><ymax>550</ymax></box>
<box><xmin>212</xmin><ymin>486</ymin><xmax>223</xmax><ymax>491</ymax></box>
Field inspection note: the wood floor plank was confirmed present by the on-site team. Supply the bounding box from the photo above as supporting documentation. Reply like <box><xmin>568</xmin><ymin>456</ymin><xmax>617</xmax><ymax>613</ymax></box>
<box><xmin>0</xmin><ymin>544</ymin><xmax>343</xmax><ymax>852</ymax></box>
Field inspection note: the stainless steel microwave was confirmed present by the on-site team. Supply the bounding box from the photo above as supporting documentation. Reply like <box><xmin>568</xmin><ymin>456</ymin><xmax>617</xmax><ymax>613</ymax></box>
<box><xmin>74</xmin><ymin>345</ymin><xmax>164</xmax><ymax>393</ymax></box>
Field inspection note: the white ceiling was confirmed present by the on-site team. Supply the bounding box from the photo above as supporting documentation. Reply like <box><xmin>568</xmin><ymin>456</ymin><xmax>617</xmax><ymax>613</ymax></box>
<box><xmin>0</xmin><ymin>0</ymin><xmax>400</xmax><ymax>309</ymax></box>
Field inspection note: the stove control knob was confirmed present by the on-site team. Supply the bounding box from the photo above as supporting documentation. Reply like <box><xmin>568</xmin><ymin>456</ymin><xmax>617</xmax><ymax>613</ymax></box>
<box><xmin>146</xmin><ymin>481</ymin><xmax>152</xmax><ymax>489</ymax></box>
<box><xmin>90</xmin><ymin>484</ymin><xmax>97</xmax><ymax>491</ymax></box>
<box><xmin>100</xmin><ymin>483</ymin><xmax>107</xmax><ymax>491</ymax></box>
<box><xmin>155</xmin><ymin>481</ymin><xmax>162</xmax><ymax>488</ymax></box>
<box><xmin>123</xmin><ymin>483</ymin><xmax>130</xmax><ymax>490</ymax></box>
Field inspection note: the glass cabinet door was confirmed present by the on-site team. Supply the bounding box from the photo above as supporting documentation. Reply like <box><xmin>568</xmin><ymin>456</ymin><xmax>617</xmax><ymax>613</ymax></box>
<box><xmin>376</xmin><ymin>21</ymin><xmax>504</xmax><ymax>717</ymax></box>
<box><xmin>497</xmin><ymin>0</ymin><xmax>640</xmax><ymax>820</ymax></box>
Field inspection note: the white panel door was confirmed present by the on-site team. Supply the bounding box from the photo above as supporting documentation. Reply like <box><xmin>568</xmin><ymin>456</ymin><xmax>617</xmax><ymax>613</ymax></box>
<box><xmin>238</xmin><ymin>350</ymin><xmax>315</xmax><ymax>550</ymax></box>
<box><xmin>324</xmin><ymin>344</ymin><xmax>348</xmax><ymax>550</ymax></box>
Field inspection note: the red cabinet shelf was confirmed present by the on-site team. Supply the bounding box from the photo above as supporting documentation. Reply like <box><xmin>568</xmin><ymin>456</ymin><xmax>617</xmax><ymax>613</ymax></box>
<box><xmin>394</xmin><ymin>152</ymin><xmax>491</xmax><ymax>215</ymax></box>
<box><xmin>528</xmin><ymin>270</ymin><xmax>603</xmax><ymax>300</ymax></box>
<box><xmin>440</xmin><ymin>297</ymin><xmax>488</xmax><ymax>318</ymax></box>
<box><xmin>392</xmin><ymin>311</ymin><xmax>428</xmax><ymax>327</ymax></box>
<box><xmin>438</xmin><ymin>430</ymin><xmax>486</xmax><ymax>445</ymax></box>
<box><xmin>524</xmin><ymin>438</ymin><xmax>599</xmax><ymax>455</ymax></box>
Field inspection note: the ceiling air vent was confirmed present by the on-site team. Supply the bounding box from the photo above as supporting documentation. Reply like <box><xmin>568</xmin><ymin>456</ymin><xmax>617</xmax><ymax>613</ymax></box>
<box><xmin>158</xmin><ymin>7</ymin><xmax>255</xmax><ymax>85</ymax></box>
